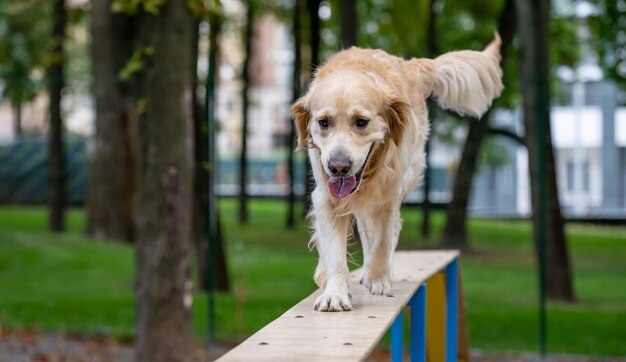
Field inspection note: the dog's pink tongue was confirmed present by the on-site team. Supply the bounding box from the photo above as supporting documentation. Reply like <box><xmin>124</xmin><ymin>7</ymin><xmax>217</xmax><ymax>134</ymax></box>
<box><xmin>327</xmin><ymin>176</ymin><xmax>357</xmax><ymax>198</ymax></box>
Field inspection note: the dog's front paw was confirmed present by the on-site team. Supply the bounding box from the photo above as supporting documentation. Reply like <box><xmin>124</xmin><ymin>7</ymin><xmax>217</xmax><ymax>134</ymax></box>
<box><xmin>314</xmin><ymin>289</ymin><xmax>352</xmax><ymax>312</ymax></box>
<box><xmin>361</xmin><ymin>273</ymin><xmax>392</xmax><ymax>296</ymax></box>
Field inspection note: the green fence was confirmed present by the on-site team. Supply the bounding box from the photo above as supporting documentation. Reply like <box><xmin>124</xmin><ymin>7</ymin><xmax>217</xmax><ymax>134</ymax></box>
<box><xmin>0</xmin><ymin>139</ymin><xmax>450</xmax><ymax>204</ymax></box>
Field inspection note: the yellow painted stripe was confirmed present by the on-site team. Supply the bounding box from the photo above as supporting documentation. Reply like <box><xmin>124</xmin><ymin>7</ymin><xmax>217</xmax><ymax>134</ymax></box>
<box><xmin>426</xmin><ymin>272</ymin><xmax>446</xmax><ymax>362</ymax></box>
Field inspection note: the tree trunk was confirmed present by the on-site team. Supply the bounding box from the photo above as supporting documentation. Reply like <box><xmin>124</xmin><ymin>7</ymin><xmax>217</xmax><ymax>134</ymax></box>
<box><xmin>206</xmin><ymin>7</ymin><xmax>227</xmax><ymax>340</ymax></box>
<box><xmin>194</xmin><ymin>17</ymin><xmax>229</xmax><ymax>292</ymax></box>
<box><xmin>340</xmin><ymin>0</ymin><xmax>357</xmax><ymax>48</ymax></box>
<box><xmin>421</xmin><ymin>0</ymin><xmax>439</xmax><ymax>239</ymax></box>
<box><xmin>48</xmin><ymin>0</ymin><xmax>66</xmax><ymax>232</ymax></box>
<box><xmin>86</xmin><ymin>0</ymin><xmax>135</xmax><ymax>242</ymax></box>
<box><xmin>441</xmin><ymin>0</ymin><xmax>516</xmax><ymax>249</ymax></box>
<box><xmin>303</xmin><ymin>0</ymin><xmax>321</xmax><ymax>218</ymax></box>
<box><xmin>209</xmin><ymin>14</ymin><xmax>230</xmax><ymax>292</ymax></box>
<box><xmin>287</xmin><ymin>0</ymin><xmax>302</xmax><ymax>228</ymax></box>
<box><xmin>13</xmin><ymin>103</ymin><xmax>22</xmax><ymax>137</ymax></box>
<box><xmin>191</xmin><ymin>20</ymin><xmax>210</xmax><ymax>291</ymax></box>
<box><xmin>441</xmin><ymin>116</ymin><xmax>488</xmax><ymax>248</ymax></box>
<box><xmin>421</xmin><ymin>120</ymin><xmax>432</xmax><ymax>238</ymax></box>
<box><xmin>239</xmin><ymin>3</ymin><xmax>253</xmax><ymax>223</ymax></box>
<box><xmin>133</xmin><ymin>1</ymin><xmax>194</xmax><ymax>360</ymax></box>
<box><xmin>515</xmin><ymin>0</ymin><xmax>575</xmax><ymax>301</ymax></box>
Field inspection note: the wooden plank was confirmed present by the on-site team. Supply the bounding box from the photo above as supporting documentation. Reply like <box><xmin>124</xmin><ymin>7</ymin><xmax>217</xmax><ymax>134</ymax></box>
<box><xmin>217</xmin><ymin>250</ymin><xmax>459</xmax><ymax>362</ymax></box>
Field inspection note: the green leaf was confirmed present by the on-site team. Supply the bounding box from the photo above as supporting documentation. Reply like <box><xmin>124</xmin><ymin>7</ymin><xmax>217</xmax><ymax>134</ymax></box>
<box><xmin>118</xmin><ymin>50</ymin><xmax>142</xmax><ymax>81</ymax></box>
<box><xmin>118</xmin><ymin>47</ymin><xmax>154</xmax><ymax>81</ymax></box>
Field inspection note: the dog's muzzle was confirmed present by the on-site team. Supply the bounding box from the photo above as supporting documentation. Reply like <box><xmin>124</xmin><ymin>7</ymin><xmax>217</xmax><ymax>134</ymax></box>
<box><xmin>326</xmin><ymin>144</ymin><xmax>374</xmax><ymax>198</ymax></box>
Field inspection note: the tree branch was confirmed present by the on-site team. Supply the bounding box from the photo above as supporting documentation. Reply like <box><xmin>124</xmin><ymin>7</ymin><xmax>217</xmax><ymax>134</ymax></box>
<box><xmin>486</xmin><ymin>126</ymin><xmax>526</xmax><ymax>147</ymax></box>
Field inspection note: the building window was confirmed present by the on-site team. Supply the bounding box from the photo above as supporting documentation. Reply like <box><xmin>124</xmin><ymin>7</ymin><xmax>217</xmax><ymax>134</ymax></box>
<box><xmin>566</xmin><ymin>159</ymin><xmax>589</xmax><ymax>192</ymax></box>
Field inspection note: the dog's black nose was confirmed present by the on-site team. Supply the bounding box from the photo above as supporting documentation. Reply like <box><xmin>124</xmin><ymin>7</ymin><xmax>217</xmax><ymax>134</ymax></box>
<box><xmin>328</xmin><ymin>155</ymin><xmax>352</xmax><ymax>176</ymax></box>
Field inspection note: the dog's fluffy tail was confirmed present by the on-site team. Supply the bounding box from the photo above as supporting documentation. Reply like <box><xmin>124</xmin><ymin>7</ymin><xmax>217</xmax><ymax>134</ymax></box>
<box><xmin>429</xmin><ymin>33</ymin><xmax>503</xmax><ymax>118</ymax></box>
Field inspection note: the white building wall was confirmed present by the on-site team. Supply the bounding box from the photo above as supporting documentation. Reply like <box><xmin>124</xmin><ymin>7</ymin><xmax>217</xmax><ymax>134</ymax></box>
<box><xmin>0</xmin><ymin>102</ymin><xmax>13</xmax><ymax>142</ymax></box>
<box><xmin>512</xmin><ymin>106</ymin><xmax>625</xmax><ymax>216</ymax></box>
<box><xmin>555</xmin><ymin>147</ymin><xmax>603</xmax><ymax>212</ymax></box>
<box><xmin>551</xmin><ymin>107</ymin><xmax>602</xmax><ymax>148</ymax></box>
<box><xmin>248</xmin><ymin>87</ymin><xmax>290</xmax><ymax>158</ymax></box>
<box><xmin>616</xmin><ymin>108</ymin><xmax>626</xmax><ymax>147</ymax></box>
<box><xmin>516</xmin><ymin>147</ymin><xmax>531</xmax><ymax>216</ymax></box>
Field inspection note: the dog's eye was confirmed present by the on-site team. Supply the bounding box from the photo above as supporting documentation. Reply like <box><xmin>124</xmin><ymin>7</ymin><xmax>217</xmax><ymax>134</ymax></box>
<box><xmin>355</xmin><ymin>118</ymin><xmax>369</xmax><ymax>128</ymax></box>
<box><xmin>318</xmin><ymin>119</ymin><xmax>329</xmax><ymax>129</ymax></box>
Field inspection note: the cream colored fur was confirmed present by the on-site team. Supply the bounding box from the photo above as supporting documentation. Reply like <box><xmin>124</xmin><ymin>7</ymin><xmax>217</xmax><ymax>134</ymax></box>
<box><xmin>291</xmin><ymin>35</ymin><xmax>503</xmax><ymax>312</ymax></box>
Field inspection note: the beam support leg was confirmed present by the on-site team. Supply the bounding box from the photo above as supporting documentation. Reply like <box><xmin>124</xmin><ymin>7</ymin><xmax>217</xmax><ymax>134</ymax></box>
<box><xmin>409</xmin><ymin>283</ymin><xmax>427</xmax><ymax>362</ymax></box>
<box><xmin>445</xmin><ymin>258</ymin><xmax>459</xmax><ymax>362</ymax></box>
<box><xmin>391</xmin><ymin>310</ymin><xmax>403</xmax><ymax>362</ymax></box>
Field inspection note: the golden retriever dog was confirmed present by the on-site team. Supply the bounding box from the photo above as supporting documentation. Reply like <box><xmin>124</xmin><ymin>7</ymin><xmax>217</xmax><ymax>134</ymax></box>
<box><xmin>291</xmin><ymin>35</ymin><xmax>503</xmax><ymax>311</ymax></box>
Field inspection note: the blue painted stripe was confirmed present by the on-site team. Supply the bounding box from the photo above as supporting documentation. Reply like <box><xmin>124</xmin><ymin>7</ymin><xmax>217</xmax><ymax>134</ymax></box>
<box><xmin>410</xmin><ymin>283</ymin><xmax>427</xmax><ymax>362</ymax></box>
<box><xmin>445</xmin><ymin>258</ymin><xmax>459</xmax><ymax>362</ymax></box>
<box><xmin>391</xmin><ymin>310</ymin><xmax>404</xmax><ymax>362</ymax></box>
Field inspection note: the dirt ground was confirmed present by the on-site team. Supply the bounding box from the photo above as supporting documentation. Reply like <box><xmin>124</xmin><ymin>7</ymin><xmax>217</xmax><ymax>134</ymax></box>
<box><xmin>0</xmin><ymin>330</ymin><xmax>228</xmax><ymax>362</ymax></box>
<box><xmin>0</xmin><ymin>330</ymin><xmax>624</xmax><ymax>362</ymax></box>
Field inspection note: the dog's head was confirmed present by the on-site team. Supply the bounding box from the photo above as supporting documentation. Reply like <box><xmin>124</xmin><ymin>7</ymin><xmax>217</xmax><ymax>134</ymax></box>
<box><xmin>291</xmin><ymin>70</ymin><xmax>410</xmax><ymax>198</ymax></box>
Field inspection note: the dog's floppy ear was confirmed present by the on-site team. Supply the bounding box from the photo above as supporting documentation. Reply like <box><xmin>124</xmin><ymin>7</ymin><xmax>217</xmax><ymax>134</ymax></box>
<box><xmin>429</xmin><ymin>33</ymin><xmax>503</xmax><ymax>118</ymax></box>
<box><xmin>290</xmin><ymin>96</ymin><xmax>311</xmax><ymax>150</ymax></box>
<box><xmin>385</xmin><ymin>97</ymin><xmax>412</xmax><ymax>146</ymax></box>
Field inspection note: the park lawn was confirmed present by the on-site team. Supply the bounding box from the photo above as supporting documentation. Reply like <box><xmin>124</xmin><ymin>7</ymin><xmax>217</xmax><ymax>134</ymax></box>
<box><xmin>0</xmin><ymin>200</ymin><xmax>624</xmax><ymax>356</ymax></box>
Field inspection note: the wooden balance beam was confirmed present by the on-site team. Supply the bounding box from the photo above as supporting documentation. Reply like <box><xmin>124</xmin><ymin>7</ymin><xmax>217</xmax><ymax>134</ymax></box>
<box><xmin>217</xmin><ymin>250</ymin><xmax>465</xmax><ymax>362</ymax></box>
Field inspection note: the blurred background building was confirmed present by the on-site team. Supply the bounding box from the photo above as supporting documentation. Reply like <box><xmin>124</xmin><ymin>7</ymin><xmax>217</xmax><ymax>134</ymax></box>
<box><xmin>0</xmin><ymin>0</ymin><xmax>624</xmax><ymax>219</ymax></box>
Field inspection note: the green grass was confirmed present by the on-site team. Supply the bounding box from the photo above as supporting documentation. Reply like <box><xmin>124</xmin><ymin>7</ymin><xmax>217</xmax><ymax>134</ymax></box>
<box><xmin>0</xmin><ymin>201</ymin><xmax>624</xmax><ymax>356</ymax></box>
<box><xmin>0</xmin><ymin>208</ymin><xmax>134</xmax><ymax>336</ymax></box>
